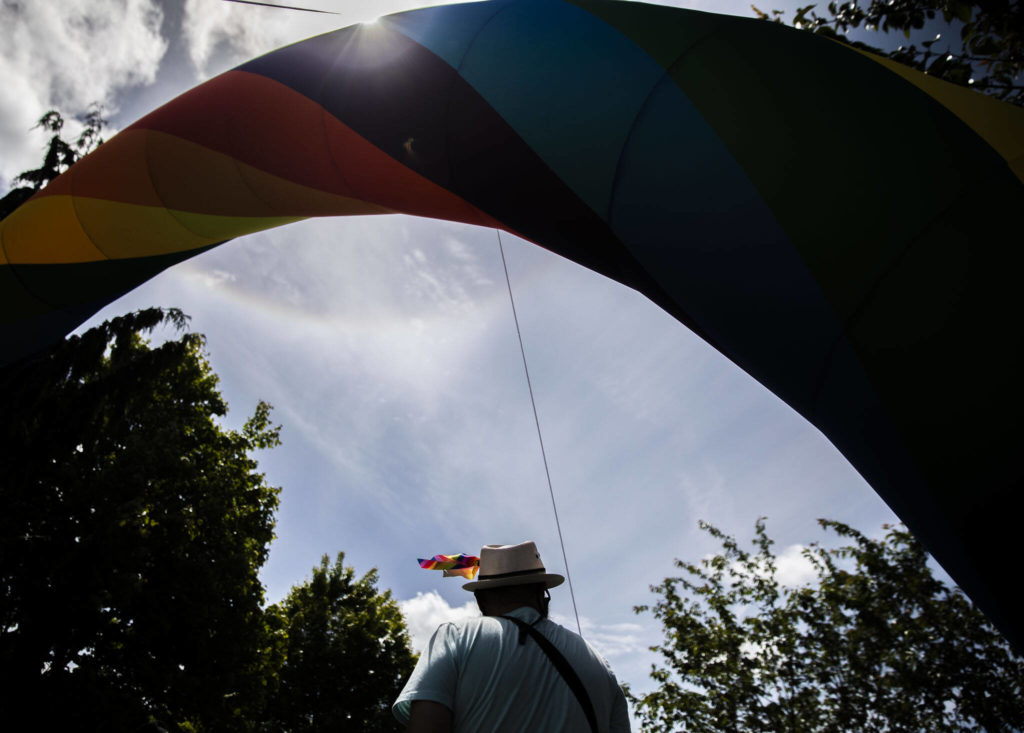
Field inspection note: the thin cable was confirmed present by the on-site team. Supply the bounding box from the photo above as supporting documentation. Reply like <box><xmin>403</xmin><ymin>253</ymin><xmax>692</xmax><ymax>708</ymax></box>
<box><xmin>221</xmin><ymin>0</ymin><xmax>339</xmax><ymax>14</ymax></box>
<box><xmin>496</xmin><ymin>230</ymin><xmax>583</xmax><ymax>638</ymax></box>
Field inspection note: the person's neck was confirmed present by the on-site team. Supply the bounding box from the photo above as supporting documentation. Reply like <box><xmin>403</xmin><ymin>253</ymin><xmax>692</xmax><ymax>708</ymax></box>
<box><xmin>482</xmin><ymin>600</ymin><xmax>541</xmax><ymax>617</ymax></box>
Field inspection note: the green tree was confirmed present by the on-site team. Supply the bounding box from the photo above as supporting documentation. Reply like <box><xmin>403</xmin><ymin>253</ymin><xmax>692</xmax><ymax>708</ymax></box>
<box><xmin>0</xmin><ymin>107</ymin><xmax>105</xmax><ymax>219</ymax></box>
<box><xmin>264</xmin><ymin>553</ymin><xmax>417</xmax><ymax>732</ymax></box>
<box><xmin>1</xmin><ymin>116</ymin><xmax>420</xmax><ymax>731</ymax></box>
<box><xmin>633</xmin><ymin>519</ymin><xmax>1024</xmax><ymax>732</ymax></box>
<box><xmin>0</xmin><ymin>308</ymin><xmax>282</xmax><ymax>731</ymax></box>
<box><xmin>752</xmin><ymin>0</ymin><xmax>1023</xmax><ymax>105</ymax></box>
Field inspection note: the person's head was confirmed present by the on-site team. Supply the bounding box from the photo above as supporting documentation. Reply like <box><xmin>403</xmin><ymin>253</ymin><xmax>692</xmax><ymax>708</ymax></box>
<box><xmin>461</xmin><ymin>541</ymin><xmax>563</xmax><ymax>617</ymax></box>
<box><xmin>474</xmin><ymin>582</ymin><xmax>551</xmax><ymax>618</ymax></box>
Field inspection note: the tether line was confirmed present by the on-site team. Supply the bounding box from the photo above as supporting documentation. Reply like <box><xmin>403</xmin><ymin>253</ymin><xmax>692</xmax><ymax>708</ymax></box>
<box><xmin>496</xmin><ymin>230</ymin><xmax>583</xmax><ymax>638</ymax></box>
<box><xmin>221</xmin><ymin>0</ymin><xmax>339</xmax><ymax>14</ymax></box>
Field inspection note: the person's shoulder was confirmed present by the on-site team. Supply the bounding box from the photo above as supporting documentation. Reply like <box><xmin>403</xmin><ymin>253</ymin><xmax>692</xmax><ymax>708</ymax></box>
<box><xmin>435</xmin><ymin>615</ymin><xmax>498</xmax><ymax>640</ymax></box>
<box><xmin>447</xmin><ymin>613</ymin><xmax>493</xmax><ymax>629</ymax></box>
<box><xmin>430</xmin><ymin>615</ymin><xmax>508</xmax><ymax>656</ymax></box>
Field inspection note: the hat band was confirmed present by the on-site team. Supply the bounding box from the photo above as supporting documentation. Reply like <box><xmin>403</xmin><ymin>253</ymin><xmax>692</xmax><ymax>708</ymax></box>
<box><xmin>478</xmin><ymin>567</ymin><xmax>547</xmax><ymax>580</ymax></box>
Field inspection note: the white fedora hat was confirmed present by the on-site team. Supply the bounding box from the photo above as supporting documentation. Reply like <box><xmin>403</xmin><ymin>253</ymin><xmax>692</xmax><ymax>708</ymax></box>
<box><xmin>462</xmin><ymin>541</ymin><xmax>565</xmax><ymax>592</ymax></box>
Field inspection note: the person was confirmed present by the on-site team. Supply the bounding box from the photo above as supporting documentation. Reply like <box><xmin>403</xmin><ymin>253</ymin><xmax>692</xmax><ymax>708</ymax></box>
<box><xmin>393</xmin><ymin>541</ymin><xmax>631</xmax><ymax>732</ymax></box>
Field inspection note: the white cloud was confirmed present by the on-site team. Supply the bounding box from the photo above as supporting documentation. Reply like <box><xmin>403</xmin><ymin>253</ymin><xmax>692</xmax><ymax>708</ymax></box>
<box><xmin>723</xmin><ymin>542</ymin><xmax>818</xmax><ymax>594</ymax></box>
<box><xmin>399</xmin><ymin>590</ymin><xmax>479</xmax><ymax>654</ymax></box>
<box><xmin>181</xmin><ymin>0</ymin><xmax>280</xmax><ymax>77</ymax></box>
<box><xmin>0</xmin><ymin>0</ymin><xmax>166</xmax><ymax>186</ymax></box>
<box><xmin>179</xmin><ymin>0</ymin><xmax>472</xmax><ymax>80</ymax></box>
<box><xmin>552</xmin><ymin>612</ymin><xmax>650</xmax><ymax>660</ymax></box>
<box><xmin>775</xmin><ymin>543</ymin><xmax>817</xmax><ymax>587</ymax></box>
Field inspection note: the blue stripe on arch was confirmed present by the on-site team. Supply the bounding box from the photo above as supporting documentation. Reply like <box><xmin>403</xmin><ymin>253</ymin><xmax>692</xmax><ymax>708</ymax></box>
<box><xmin>388</xmin><ymin>0</ymin><xmax>666</xmax><ymax>220</ymax></box>
<box><xmin>391</xmin><ymin>0</ymin><xmax>847</xmax><ymax>416</ymax></box>
<box><xmin>382</xmin><ymin>0</ymin><xmax>517</xmax><ymax>70</ymax></box>
<box><xmin>608</xmin><ymin>72</ymin><xmax>843</xmax><ymax>410</ymax></box>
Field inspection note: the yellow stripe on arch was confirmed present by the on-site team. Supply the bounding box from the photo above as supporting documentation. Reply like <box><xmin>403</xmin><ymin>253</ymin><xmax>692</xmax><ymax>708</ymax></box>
<box><xmin>1</xmin><ymin>195</ymin><xmax>315</xmax><ymax>265</ymax></box>
<box><xmin>168</xmin><ymin>210</ymin><xmax>305</xmax><ymax>244</ymax></box>
<box><xmin>1</xmin><ymin>195</ymin><xmax>108</xmax><ymax>265</ymax></box>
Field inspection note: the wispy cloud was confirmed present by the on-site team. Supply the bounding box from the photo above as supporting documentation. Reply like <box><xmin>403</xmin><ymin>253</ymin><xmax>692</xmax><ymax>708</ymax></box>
<box><xmin>551</xmin><ymin>611</ymin><xmax>650</xmax><ymax>660</ymax></box>
<box><xmin>194</xmin><ymin>268</ymin><xmax>238</xmax><ymax>289</ymax></box>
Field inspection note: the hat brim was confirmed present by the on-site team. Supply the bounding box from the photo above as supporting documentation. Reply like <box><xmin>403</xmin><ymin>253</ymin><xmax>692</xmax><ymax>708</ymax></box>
<box><xmin>462</xmin><ymin>572</ymin><xmax>564</xmax><ymax>592</ymax></box>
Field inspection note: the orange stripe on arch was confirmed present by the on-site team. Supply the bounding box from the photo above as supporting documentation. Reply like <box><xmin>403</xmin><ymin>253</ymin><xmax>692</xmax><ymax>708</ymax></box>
<box><xmin>130</xmin><ymin>70</ymin><xmax>352</xmax><ymax>197</ymax></box>
<box><xmin>42</xmin><ymin>128</ymin><xmax>394</xmax><ymax>219</ymax></box>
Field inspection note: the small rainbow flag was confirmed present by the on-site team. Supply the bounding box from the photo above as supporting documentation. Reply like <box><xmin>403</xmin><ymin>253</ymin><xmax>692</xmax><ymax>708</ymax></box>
<box><xmin>418</xmin><ymin>553</ymin><xmax>480</xmax><ymax>580</ymax></box>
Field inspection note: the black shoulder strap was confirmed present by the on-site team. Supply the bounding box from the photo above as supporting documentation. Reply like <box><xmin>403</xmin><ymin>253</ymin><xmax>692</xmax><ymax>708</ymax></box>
<box><xmin>500</xmin><ymin>615</ymin><xmax>599</xmax><ymax>733</ymax></box>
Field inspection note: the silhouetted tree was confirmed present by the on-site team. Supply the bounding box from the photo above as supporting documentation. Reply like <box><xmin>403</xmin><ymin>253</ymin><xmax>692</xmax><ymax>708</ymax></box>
<box><xmin>0</xmin><ymin>308</ymin><xmax>281</xmax><ymax>730</ymax></box>
<box><xmin>633</xmin><ymin>519</ymin><xmax>1024</xmax><ymax>732</ymax></box>
<box><xmin>0</xmin><ymin>107</ymin><xmax>105</xmax><ymax>220</ymax></box>
<box><xmin>264</xmin><ymin>553</ymin><xmax>416</xmax><ymax>732</ymax></box>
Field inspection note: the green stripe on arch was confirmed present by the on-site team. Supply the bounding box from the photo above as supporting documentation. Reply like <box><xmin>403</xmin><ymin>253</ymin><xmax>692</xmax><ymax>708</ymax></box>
<box><xmin>850</xmin><ymin>47</ymin><xmax>1024</xmax><ymax>182</ymax></box>
<box><xmin>571</xmin><ymin>1</ymin><xmax>1021</xmax><ymax>324</ymax></box>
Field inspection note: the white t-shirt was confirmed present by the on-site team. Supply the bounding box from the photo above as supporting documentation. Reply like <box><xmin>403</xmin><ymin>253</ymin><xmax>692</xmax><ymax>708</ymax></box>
<box><xmin>393</xmin><ymin>606</ymin><xmax>631</xmax><ymax>732</ymax></box>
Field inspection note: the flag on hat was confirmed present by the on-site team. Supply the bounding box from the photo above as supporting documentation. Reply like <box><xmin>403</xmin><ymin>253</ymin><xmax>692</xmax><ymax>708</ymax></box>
<box><xmin>418</xmin><ymin>553</ymin><xmax>480</xmax><ymax>579</ymax></box>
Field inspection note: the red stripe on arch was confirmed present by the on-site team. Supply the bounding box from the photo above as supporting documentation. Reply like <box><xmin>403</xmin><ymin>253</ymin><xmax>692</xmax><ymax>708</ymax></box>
<box><xmin>128</xmin><ymin>70</ymin><xmax>501</xmax><ymax>228</ymax></box>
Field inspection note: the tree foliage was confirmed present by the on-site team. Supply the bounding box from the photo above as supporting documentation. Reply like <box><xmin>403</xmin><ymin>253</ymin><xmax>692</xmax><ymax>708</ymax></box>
<box><xmin>0</xmin><ymin>107</ymin><xmax>105</xmax><ymax>220</ymax></box>
<box><xmin>0</xmin><ymin>309</ymin><xmax>418</xmax><ymax>731</ymax></box>
<box><xmin>0</xmin><ymin>308</ymin><xmax>282</xmax><ymax>730</ymax></box>
<box><xmin>1</xmin><ymin>113</ymin><xmax>418</xmax><ymax>731</ymax></box>
<box><xmin>264</xmin><ymin>553</ymin><xmax>418</xmax><ymax>732</ymax></box>
<box><xmin>633</xmin><ymin>519</ymin><xmax>1024</xmax><ymax>732</ymax></box>
<box><xmin>752</xmin><ymin>0</ymin><xmax>1023</xmax><ymax>106</ymax></box>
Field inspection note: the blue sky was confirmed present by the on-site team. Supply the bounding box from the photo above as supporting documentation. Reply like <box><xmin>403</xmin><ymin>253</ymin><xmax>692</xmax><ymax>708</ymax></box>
<box><xmin>1</xmin><ymin>0</ymin><xmax>905</xmax><ymax>709</ymax></box>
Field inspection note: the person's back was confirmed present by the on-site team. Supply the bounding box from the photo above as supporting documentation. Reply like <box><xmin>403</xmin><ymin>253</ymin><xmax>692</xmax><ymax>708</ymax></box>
<box><xmin>395</xmin><ymin>606</ymin><xmax>629</xmax><ymax>731</ymax></box>
<box><xmin>392</xmin><ymin>541</ymin><xmax>631</xmax><ymax>733</ymax></box>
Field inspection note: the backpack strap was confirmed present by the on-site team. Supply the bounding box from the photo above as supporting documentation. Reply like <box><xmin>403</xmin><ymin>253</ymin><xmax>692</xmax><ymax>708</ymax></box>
<box><xmin>500</xmin><ymin>615</ymin><xmax>599</xmax><ymax>733</ymax></box>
